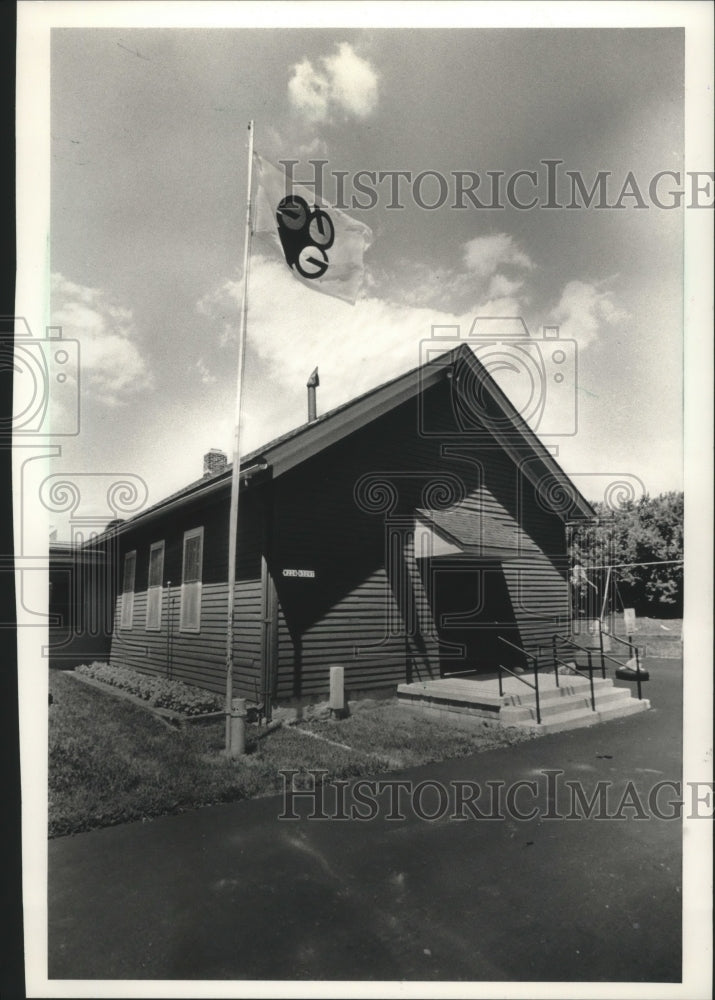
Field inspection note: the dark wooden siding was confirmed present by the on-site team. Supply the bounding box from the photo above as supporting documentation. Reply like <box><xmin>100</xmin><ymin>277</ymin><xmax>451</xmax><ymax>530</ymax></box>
<box><xmin>270</xmin><ymin>466</ymin><xmax>407</xmax><ymax>698</ymax></box>
<box><xmin>109</xmin><ymin>488</ymin><xmax>263</xmax><ymax>698</ymax></box>
<box><xmin>105</xmin><ymin>376</ymin><xmax>572</xmax><ymax>699</ymax></box>
<box><xmin>501</xmin><ymin>471</ymin><xmax>570</xmax><ymax>656</ymax></box>
<box><xmin>403</xmin><ymin>529</ymin><xmax>442</xmax><ymax>682</ymax></box>
<box><xmin>422</xmin><ymin>381</ymin><xmax>571</xmax><ymax>659</ymax></box>
<box><xmin>268</xmin><ymin>379</ymin><xmax>569</xmax><ymax>690</ymax></box>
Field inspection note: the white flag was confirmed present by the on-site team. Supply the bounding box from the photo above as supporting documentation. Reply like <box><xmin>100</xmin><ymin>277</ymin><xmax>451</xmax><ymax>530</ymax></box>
<box><xmin>253</xmin><ymin>153</ymin><xmax>372</xmax><ymax>305</ymax></box>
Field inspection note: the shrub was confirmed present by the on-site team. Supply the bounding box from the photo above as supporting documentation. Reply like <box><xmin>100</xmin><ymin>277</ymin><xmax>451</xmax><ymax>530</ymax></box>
<box><xmin>75</xmin><ymin>662</ymin><xmax>223</xmax><ymax>716</ymax></box>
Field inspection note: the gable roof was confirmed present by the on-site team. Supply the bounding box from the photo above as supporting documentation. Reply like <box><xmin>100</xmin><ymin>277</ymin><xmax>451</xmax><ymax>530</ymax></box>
<box><xmin>99</xmin><ymin>343</ymin><xmax>595</xmax><ymax>538</ymax></box>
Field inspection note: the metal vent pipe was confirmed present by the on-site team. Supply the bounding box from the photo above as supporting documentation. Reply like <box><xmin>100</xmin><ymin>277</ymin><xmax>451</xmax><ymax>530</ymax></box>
<box><xmin>307</xmin><ymin>367</ymin><xmax>319</xmax><ymax>422</ymax></box>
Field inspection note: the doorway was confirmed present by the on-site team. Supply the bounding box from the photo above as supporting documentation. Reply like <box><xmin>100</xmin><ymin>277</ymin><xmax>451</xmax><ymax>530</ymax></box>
<box><xmin>424</xmin><ymin>559</ymin><xmax>521</xmax><ymax>675</ymax></box>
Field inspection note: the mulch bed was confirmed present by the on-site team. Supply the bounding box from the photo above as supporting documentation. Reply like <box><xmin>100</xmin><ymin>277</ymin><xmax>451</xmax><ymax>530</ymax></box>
<box><xmin>65</xmin><ymin>671</ymin><xmax>226</xmax><ymax>728</ymax></box>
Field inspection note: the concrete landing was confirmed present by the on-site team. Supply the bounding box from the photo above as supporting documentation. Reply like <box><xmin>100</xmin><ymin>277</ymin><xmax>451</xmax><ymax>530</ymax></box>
<box><xmin>397</xmin><ymin>670</ymin><xmax>650</xmax><ymax>734</ymax></box>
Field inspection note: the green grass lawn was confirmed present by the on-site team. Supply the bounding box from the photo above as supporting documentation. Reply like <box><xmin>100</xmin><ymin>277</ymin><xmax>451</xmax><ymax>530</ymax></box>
<box><xmin>49</xmin><ymin>670</ymin><xmax>535</xmax><ymax>838</ymax></box>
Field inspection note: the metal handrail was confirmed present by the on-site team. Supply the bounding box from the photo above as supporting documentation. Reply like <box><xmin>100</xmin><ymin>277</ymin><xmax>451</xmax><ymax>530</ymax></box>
<box><xmin>497</xmin><ymin>663</ymin><xmax>536</xmax><ymax>693</ymax></box>
<box><xmin>600</xmin><ymin>649</ymin><xmax>630</xmax><ymax>666</ymax></box>
<box><xmin>554</xmin><ymin>655</ymin><xmax>596</xmax><ymax>712</ymax></box>
<box><xmin>499</xmin><ymin>635</ymin><xmax>538</xmax><ymax>667</ymax></box>
<box><xmin>553</xmin><ymin>632</ymin><xmax>595</xmax><ymax>656</ymax></box>
<box><xmin>497</xmin><ymin>662</ymin><xmax>541</xmax><ymax>725</ymax></box>
<box><xmin>597</xmin><ymin>619</ymin><xmax>645</xmax><ymax>700</ymax></box>
<box><xmin>552</xmin><ymin>633</ymin><xmax>604</xmax><ymax>683</ymax></box>
<box><xmin>609</xmin><ymin>631</ymin><xmax>639</xmax><ymax>651</ymax></box>
<box><xmin>497</xmin><ymin>637</ymin><xmax>541</xmax><ymax>724</ymax></box>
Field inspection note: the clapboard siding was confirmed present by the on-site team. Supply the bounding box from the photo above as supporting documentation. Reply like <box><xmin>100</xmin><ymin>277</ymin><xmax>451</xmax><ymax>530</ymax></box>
<box><xmin>503</xmin><ymin>554</ymin><xmax>570</xmax><ymax>656</ymax></box>
<box><xmin>110</xmin><ymin>579</ymin><xmax>263</xmax><ymax>697</ymax></box>
<box><xmin>274</xmin><ymin>566</ymin><xmax>406</xmax><ymax>698</ymax></box>
<box><xmin>268</xmin><ymin>381</ymin><xmax>569</xmax><ymax>690</ymax></box>
<box><xmin>104</xmin><ymin>376</ymin><xmax>576</xmax><ymax>700</ymax></box>
<box><xmin>109</xmin><ymin>486</ymin><xmax>264</xmax><ymax>697</ymax></box>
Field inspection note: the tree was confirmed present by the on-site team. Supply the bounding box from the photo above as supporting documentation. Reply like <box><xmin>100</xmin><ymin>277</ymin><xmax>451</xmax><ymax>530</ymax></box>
<box><xmin>569</xmin><ymin>492</ymin><xmax>683</xmax><ymax>617</ymax></box>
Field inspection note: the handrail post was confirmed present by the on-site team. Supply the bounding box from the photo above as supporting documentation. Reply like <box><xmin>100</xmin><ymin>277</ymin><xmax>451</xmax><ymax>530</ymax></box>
<box><xmin>587</xmin><ymin>650</ymin><xmax>596</xmax><ymax>711</ymax></box>
<box><xmin>533</xmin><ymin>657</ymin><xmax>541</xmax><ymax>725</ymax></box>
<box><xmin>600</xmin><ymin>634</ymin><xmax>606</xmax><ymax>679</ymax></box>
<box><xmin>497</xmin><ymin>663</ymin><xmax>503</xmax><ymax>698</ymax></box>
<box><xmin>552</xmin><ymin>634</ymin><xmax>559</xmax><ymax>687</ymax></box>
<box><xmin>634</xmin><ymin>644</ymin><xmax>642</xmax><ymax>700</ymax></box>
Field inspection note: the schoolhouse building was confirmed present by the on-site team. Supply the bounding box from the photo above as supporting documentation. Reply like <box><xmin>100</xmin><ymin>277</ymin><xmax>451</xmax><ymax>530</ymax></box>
<box><xmin>51</xmin><ymin>342</ymin><xmax>598</xmax><ymax>710</ymax></box>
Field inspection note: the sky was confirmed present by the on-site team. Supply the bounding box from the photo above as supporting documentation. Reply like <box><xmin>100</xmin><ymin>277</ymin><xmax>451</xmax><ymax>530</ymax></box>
<box><xmin>41</xmin><ymin>15</ymin><xmax>691</xmax><ymax>536</ymax></box>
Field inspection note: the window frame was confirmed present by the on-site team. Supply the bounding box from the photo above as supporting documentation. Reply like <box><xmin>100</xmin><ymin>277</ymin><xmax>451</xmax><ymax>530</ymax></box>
<box><xmin>179</xmin><ymin>527</ymin><xmax>204</xmax><ymax>634</ymax></box>
<box><xmin>119</xmin><ymin>550</ymin><xmax>136</xmax><ymax>630</ymax></box>
<box><xmin>145</xmin><ymin>540</ymin><xmax>165</xmax><ymax>632</ymax></box>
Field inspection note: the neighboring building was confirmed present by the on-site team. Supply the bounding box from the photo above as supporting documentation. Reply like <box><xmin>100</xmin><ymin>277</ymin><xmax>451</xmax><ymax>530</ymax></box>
<box><xmin>49</xmin><ymin>540</ymin><xmax>116</xmax><ymax>668</ymax></box>
<box><xmin>49</xmin><ymin>344</ymin><xmax>594</xmax><ymax>705</ymax></box>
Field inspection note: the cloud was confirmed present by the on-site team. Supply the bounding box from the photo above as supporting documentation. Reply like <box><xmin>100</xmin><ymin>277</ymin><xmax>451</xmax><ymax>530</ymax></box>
<box><xmin>198</xmin><ymin>255</ymin><xmax>455</xmax><ymax>446</ymax></box>
<box><xmin>487</xmin><ymin>273</ymin><xmax>524</xmax><ymax>299</ymax></box>
<box><xmin>195</xmin><ymin>246</ymin><xmax>626</xmax><ymax>458</ymax></box>
<box><xmin>195</xmin><ymin>358</ymin><xmax>217</xmax><ymax>385</ymax></box>
<box><xmin>550</xmin><ymin>279</ymin><xmax>629</xmax><ymax>349</ymax></box>
<box><xmin>288</xmin><ymin>59</ymin><xmax>330</xmax><ymax>122</ymax></box>
<box><xmin>288</xmin><ymin>43</ymin><xmax>378</xmax><ymax>123</ymax></box>
<box><xmin>257</xmin><ymin>126</ymin><xmax>331</xmax><ymax>173</ymax></box>
<box><xmin>197</xmin><ymin>252</ymin><xmax>537</xmax><ymax>455</ymax></box>
<box><xmin>463</xmin><ymin>234</ymin><xmax>534</xmax><ymax>279</ymax></box>
<box><xmin>323</xmin><ymin>43</ymin><xmax>379</xmax><ymax>118</ymax></box>
<box><xmin>197</xmin><ymin>278</ymin><xmax>241</xmax><ymax>347</ymax></box>
<box><xmin>295</xmin><ymin>135</ymin><xmax>330</xmax><ymax>160</ymax></box>
<box><xmin>51</xmin><ymin>273</ymin><xmax>153</xmax><ymax>405</ymax></box>
<box><xmin>368</xmin><ymin>235</ymin><xmax>532</xmax><ymax>316</ymax></box>
<box><xmin>371</xmin><ymin>261</ymin><xmax>525</xmax><ymax>317</ymax></box>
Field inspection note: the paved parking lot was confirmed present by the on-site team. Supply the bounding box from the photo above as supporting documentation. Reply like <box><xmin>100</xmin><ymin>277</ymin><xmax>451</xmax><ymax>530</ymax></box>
<box><xmin>49</xmin><ymin>658</ymin><xmax>683</xmax><ymax>983</ymax></box>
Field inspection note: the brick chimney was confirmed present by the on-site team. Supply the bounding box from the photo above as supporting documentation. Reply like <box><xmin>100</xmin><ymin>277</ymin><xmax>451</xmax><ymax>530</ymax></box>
<box><xmin>203</xmin><ymin>448</ymin><xmax>228</xmax><ymax>478</ymax></box>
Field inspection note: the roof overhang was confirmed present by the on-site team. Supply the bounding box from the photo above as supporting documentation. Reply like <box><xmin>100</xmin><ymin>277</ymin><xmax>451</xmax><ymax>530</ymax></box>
<box><xmin>414</xmin><ymin>510</ymin><xmax>524</xmax><ymax>560</ymax></box>
<box><xmin>261</xmin><ymin>363</ymin><xmax>447</xmax><ymax>479</ymax></box>
<box><xmin>82</xmin><ymin>459</ymin><xmax>271</xmax><ymax>544</ymax></box>
<box><xmin>260</xmin><ymin>345</ymin><xmax>594</xmax><ymax>521</ymax></box>
<box><xmin>90</xmin><ymin>342</ymin><xmax>594</xmax><ymax>543</ymax></box>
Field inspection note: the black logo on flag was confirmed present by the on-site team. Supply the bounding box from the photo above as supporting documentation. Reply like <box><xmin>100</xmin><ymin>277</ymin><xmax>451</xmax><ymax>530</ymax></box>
<box><xmin>276</xmin><ymin>196</ymin><xmax>335</xmax><ymax>280</ymax></box>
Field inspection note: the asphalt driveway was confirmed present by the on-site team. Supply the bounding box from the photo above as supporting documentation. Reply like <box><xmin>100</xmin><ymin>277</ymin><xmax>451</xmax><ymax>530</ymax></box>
<box><xmin>49</xmin><ymin>658</ymin><xmax>683</xmax><ymax>983</ymax></box>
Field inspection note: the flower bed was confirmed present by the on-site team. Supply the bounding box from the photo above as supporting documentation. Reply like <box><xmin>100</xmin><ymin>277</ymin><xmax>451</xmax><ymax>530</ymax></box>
<box><xmin>75</xmin><ymin>662</ymin><xmax>223</xmax><ymax>717</ymax></box>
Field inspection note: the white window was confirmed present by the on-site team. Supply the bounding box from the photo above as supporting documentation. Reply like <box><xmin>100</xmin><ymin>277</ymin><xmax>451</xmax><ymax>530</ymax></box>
<box><xmin>145</xmin><ymin>540</ymin><xmax>165</xmax><ymax>631</ymax></box>
<box><xmin>120</xmin><ymin>550</ymin><xmax>136</xmax><ymax>629</ymax></box>
<box><xmin>180</xmin><ymin>527</ymin><xmax>203</xmax><ymax>633</ymax></box>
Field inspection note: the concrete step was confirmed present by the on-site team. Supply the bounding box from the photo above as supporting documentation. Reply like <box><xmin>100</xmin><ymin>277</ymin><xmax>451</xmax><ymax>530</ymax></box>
<box><xmin>400</xmin><ymin>669</ymin><xmax>604</xmax><ymax>694</ymax></box>
<box><xmin>398</xmin><ymin>673</ymin><xmax>613</xmax><ymax>712</ymax></box>
<box><xmin>398</xmin><ymin>695</ymin><xmax>650</xmax><ymax>734</ymax></box>
<box><xmin>597</xmin><ymin>696</ymin><xmax>651</xmax><ymax>723</ymax></box>
<box><xmin>500</xmin><ymin>685</ymin><xmax>635</xmax><ymax>724</ymax></box>
<box><xmin>510</xmin><ymin>706</ymin><xmax>606</xmax><ymax>734</ymax></box>
<box><xmin>500</xmin><ymin>676</ymin><xmax>613</xmax><ymax>710</ymax></box>
<box><xmin>396</xmin><ymin>670</ymin><xmax>650</xmax><ymax>734</ymax></box>
<box><xmin>515</xmin><ymin>697</ymin><xmax>651</xmax><ymax>734</ymax></box>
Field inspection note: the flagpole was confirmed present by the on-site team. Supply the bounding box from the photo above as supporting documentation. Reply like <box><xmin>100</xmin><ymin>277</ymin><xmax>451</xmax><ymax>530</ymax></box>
<box><xmin>225</xmin><ymin>119</ymin><xmax>254</xmax><ymax>755</ymax></box>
